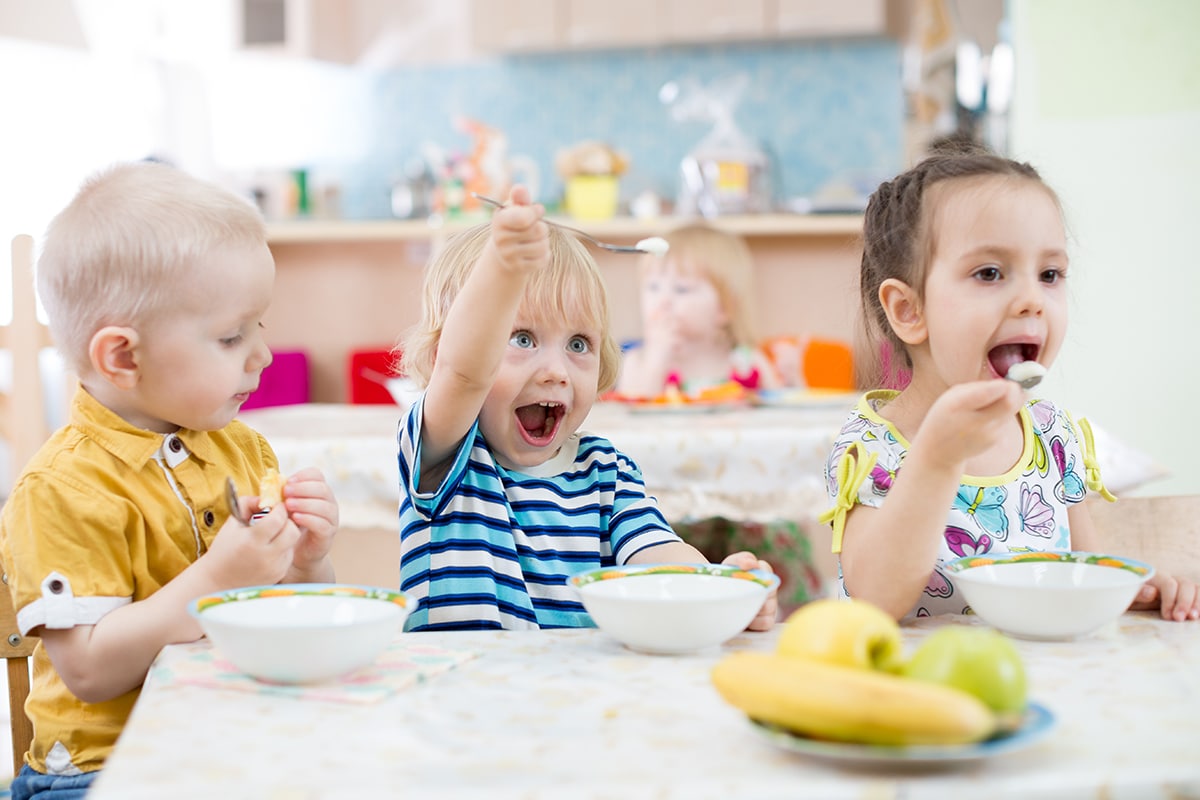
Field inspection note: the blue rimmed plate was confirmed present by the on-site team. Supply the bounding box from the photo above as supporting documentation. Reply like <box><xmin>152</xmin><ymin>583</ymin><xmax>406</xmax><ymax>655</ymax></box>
<box><xmin>750</xmin><ymin>701</ymin><xmax>1056</xmax><ymax>767</ymax></box>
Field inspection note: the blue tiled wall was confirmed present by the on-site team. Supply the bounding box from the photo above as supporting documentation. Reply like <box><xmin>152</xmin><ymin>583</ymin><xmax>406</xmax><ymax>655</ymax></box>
<box><xmin>343</xmin><ymin>40</ymin><xmax>903</xmax><ymax>219</ymax></box>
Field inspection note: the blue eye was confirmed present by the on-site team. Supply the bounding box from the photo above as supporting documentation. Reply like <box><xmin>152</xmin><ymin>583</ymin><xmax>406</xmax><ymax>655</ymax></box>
<box><xmin>510</xmin><ymin>331</ymin><xmax>534</xmax><ymax>349</ymax></box>
<box><xmin>567</xmin><ymin>336</ymin><xmax>591</xmax><ymax>354</ymax></box>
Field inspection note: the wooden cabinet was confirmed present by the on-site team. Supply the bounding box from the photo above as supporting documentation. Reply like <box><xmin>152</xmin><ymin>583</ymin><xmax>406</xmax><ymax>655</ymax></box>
<box><xmin>470</xmin><ymin>0</ymin><xmax>898</xmax><ymax>55</ymax></box>
<box><xmin>564</xmin><ymin>0</ymin><xmax>659</xmax><ymax>47</ymax></box>
<box><xmin>470</xmin><ymin>0</ymin><xmax>565</xmax><ymax>53</ymax></box>
<box><xmin>658</xmin><ymin>0</ymin><xmax>770</xmax><ymax>44</ymax></box>
<box><xmin>234</xmin><ymin>0</ymin><xmax>359</xmax><ymax>62</ymax></box>
<box><xmin>775</xmin><ymin>0</ymin><xmax>896</xmax><ymax>38</ymax></box>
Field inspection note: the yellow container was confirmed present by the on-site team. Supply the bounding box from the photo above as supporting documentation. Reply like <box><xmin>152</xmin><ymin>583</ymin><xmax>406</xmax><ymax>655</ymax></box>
<box><xmin>565</xmin><ymin>174</ymin><xmax>619</xmax><ymax>220</ymax></box>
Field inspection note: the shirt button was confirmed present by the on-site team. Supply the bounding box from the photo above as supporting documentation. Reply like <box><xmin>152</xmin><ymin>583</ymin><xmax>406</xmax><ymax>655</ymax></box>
<box><xmin>168</xmin><ymin>437</ymin><xmax>183</xmax><ymax>453</ymax></box>
<box><xmin>49</xmin><ymin>579</ymin><xmax>64</xmax><ymax>594</ymax></box>
<box><xmin>203</xmin><ymin>510</ymin><xmax>215</xmax><ymax>526</ymax></box>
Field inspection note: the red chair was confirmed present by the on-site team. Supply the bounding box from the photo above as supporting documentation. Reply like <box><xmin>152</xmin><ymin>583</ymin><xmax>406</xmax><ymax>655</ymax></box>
<box><xmin>347</xmin><ymin>348</ymin><xmax>403</xmax><ymax>405</ymax></box>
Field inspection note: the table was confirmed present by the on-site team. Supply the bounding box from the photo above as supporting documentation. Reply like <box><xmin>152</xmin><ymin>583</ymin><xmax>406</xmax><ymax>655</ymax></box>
<box><xmin>90</xmin><ymin>613</ymin><xmax>1199</xmax><ymax>799</ymax></box>
<box><xmin>238</xmin><ymin>399</ymin><xmax>857</xmax><ymax>529</ymax></box>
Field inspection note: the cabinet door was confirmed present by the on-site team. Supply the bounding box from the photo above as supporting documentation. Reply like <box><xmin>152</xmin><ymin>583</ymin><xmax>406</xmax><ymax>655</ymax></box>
<box><xmin>659</xmin><ymin>0</ymin><xmax>770</xmax><ymax>43</ymax></box>
<box><xmin>775</xmin><ymin>0</ymin><xmax>890</xmax><ymax>37</ymax></box>
<box><xmin>564</xmin><ymin>0</ymin><xmax>659</xmax><ymax>48</ymax></box>
<box><xmin>471</xmin><ymin>0</ymin><xmax>565</xmax><ymax>52</ymax></box>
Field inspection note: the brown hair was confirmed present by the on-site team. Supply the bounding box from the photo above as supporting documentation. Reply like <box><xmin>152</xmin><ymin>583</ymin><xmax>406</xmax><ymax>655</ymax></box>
<box><xmin>401</xmin><ymin>222</ymin><xmax>622</xmax><ymax>393</ymax></box>
<box><xmin>859</xmin><ymin>149</ymin><xmax>1055</xmax><ymax>386</ymax></box>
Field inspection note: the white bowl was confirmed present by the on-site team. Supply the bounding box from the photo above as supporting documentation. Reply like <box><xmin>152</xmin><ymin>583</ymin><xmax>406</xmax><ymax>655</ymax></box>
<box><xmin>568</xmin><ymin>564</ymin><xmax>778</xmax><ymax>654</ymax></box>
<box><xmin>945</xmin><ymin>551</ymin><xmax>1154</xmax><ymax>640</ymax></box>
<box><xmin>189</xmin><ymin>584</ymin><xmax>415</xmax><ymax>683</ymax></box>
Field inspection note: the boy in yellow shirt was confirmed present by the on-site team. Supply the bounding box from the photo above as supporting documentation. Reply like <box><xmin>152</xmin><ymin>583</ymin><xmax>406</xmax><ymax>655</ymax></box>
<box><xmin>0</xmin><ymin>162</ymin><xmax>339</xmax><ymax>798</ymax></box>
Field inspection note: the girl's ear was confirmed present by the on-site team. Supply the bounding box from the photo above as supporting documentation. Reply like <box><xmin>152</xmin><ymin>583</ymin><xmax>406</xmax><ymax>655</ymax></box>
<box><xmin>879</xmin><ymin>279</ymin><xmax>927</xmax><ymax>346</ymax></box>
<box><xmin>89</xmin><ymin>326</ymin><xmax>141</xmax><ymax>389</ymax></box>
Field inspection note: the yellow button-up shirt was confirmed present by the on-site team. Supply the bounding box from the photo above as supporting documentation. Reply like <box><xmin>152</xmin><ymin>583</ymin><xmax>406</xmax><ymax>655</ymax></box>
<box><xmin>0</xmin><ymin>387</ymin><xmax>277</xmax><ymax>775</ymax></box>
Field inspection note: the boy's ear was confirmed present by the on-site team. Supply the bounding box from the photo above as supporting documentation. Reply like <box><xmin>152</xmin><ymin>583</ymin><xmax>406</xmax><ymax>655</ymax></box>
<box><xmin>878</xmin><ymin>279</ymin><xmax>926</xmax><ymax>346</ymax></box>
<box><xmin>89</xmin><ymin>326</ymin><xmax>141</xmax><ymax>389</ymax></box>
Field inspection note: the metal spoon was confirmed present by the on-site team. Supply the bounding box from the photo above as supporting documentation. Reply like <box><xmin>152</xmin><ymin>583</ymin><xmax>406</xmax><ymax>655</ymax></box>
<box><xmin>225</xmin><ymin>477</ymin><xmax>249</xmax><ymax>524</ymax></box>
<box><xmin>225</xmin><ymin>477</ymin><xmax>270</xmax><ymax>525</ymax></box>
<box><xmin>1005</xmin><ymin>361</ymin><xmax>1046</xmax><ymax>390</ymax></box>
<box><xmin>472</xmin><ymin>192</ymin><xmax>658</xmax><ymax>254</ymax></box>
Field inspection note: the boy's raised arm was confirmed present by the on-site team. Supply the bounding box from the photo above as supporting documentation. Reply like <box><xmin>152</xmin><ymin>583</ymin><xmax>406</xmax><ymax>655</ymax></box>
<box><xmin>420</xmin><ymin>186</ymin><xmax>549</xmax><ymax>469</ymax></box>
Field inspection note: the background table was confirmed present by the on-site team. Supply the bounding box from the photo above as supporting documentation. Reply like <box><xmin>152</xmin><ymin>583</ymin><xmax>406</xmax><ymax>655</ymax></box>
<box><xmin>90</xmin><ymin>613</ymin><xmax>1200</xmax><ymax>799</ymax></box>
<box><xmin>239</xmin><ymin>399</ymin><xmax>857</xmax><ymax>529</ymax></box>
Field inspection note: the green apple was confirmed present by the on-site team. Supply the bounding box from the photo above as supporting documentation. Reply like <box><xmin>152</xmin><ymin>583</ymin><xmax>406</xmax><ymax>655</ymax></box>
<box><xmin>902</xmin><ymin>626</ymin><xmax>1028</xmax><ymax>725</ymax></box>
<box><xmin>777</xmin><ymin>598</ymin><xmax>904</xmax><ymax>673</ymax></box>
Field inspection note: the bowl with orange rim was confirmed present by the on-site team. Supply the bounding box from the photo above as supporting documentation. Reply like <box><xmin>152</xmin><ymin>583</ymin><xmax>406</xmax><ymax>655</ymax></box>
<box><xmin>189</xmin><ymin>584</ymin><xmax>415</xmax><ymax>683</ymax></box>
<box><xmin>944</xmin><ymin>551</ymin><xmax>1154</xmax><ymax>640</ymax></box>
<box><xmin>569</xmin><ymin>564</ymin><xmax>778</xmax><ymax>654</ymax></box>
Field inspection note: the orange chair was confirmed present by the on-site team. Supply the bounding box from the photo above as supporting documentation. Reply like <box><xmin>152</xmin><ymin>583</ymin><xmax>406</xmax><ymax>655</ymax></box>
<box><xmin>761</xmin><ymin>335</ymin><xmax>855</xmax><ymax>391</ymax></box>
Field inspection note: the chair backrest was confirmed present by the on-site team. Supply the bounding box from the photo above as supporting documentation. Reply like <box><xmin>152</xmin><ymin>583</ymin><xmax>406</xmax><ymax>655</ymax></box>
<box><xmin>1087</xmin><ymin>494</ymin><xmax>1200</xmax><ymax>582</ymax></box>
<box><xmin>1</xmin><ymin>234</ymin><xmax>54</xmax><ymax>473</ymax></box>
<box><xmin>0</xmin><ymin>569</ymin><xmax>36</xmax><ymax>776</ymax></box>
<box><xmin>1</xmin><ymin>233</ymin><xmax>54</xmax><ymax>776</ymax></box>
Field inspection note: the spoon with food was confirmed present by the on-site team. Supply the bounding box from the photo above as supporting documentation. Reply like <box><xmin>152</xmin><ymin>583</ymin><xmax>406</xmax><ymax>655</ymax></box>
<box><xmin>472</xmin><ymin>193</ymin><xmax>669</xmax><ymax>256</ymax></box>
<box><xmin>1005</xmin><ymin>361</ymin><xmax>1047</xmax><ymax>390</ymax></box>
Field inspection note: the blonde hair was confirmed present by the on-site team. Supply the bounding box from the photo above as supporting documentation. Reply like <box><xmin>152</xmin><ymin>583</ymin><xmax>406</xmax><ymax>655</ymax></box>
<box><xmin>643</xmin><ymin>224</ymin><xmax>758</xmax><ymax>347</ymax></box>
<box><xmin>37</xmin><ymin>161</ymin><xmax>267</xmax><ymax>374</ymax></box>
<box><xmin>401</xmin><ymin>222</ymin><xmax>622</xmax><ymax>393</ymax></box>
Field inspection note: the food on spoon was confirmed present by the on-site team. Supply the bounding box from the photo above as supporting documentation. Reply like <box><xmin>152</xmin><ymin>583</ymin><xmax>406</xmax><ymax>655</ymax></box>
<box><xmin>258</xmin><ymin>468</ymin><xmax>284</xmax><ymax>510</ymax></box>
<box><xmin>776</xmin><ymin>598</ymin><xmax>903</xmax><ymax>672</ymax></box>
<box><xmin>711</xmin><ymin>650</ymin><xmax>997</xmax><ymax>746</ymax></box>
<box><xmin>1005</xmin><ymin>360</ymin><xmax>1046</xmax><ymax>389</ymax></box>
<box><xmin>635</xmin><ymin>237</ymin><xmax>669</xmax><ymax>256</ymax></box>
<box><xmin>902</xmin><ymin>626</ymin><xmax>1028</xmax><ymax>729</ymax></box>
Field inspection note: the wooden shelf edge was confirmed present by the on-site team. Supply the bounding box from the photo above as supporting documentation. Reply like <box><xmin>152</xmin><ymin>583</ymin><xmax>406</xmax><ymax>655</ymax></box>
<box><xmin>266</xmin><ymin>214</ymin><xmax>864</xmax><ymax>244</ymax></box>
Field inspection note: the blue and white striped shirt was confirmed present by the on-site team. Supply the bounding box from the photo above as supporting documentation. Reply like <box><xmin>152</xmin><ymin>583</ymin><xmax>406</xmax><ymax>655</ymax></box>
<box><xmin>398</xmin><ymin>399</ymin><xmax>680</xmax><ymax>631</ymax></box>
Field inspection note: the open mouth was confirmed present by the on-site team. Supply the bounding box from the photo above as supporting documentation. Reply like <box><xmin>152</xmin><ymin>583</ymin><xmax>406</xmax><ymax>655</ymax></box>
<box><xmin>987</xmin><ymin>343</ymin><xmax>1039</xmax><ymax>378</ymax></box>
<box><xmin>515</xmin><ymin>401</ymin><xmax>566</xmax><ymax>446</ymax></box>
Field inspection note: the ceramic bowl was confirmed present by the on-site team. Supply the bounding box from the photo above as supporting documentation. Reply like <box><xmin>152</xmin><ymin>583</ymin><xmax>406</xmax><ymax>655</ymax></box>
<box><xmin>944</xmin><ymin>551</ymin><xmax>1154</xmax><ymax>640</ymax></box>
<box><xmin>189</xmin><ymin>584</ymin><xmax>415</xmax><ymax>683</ymax></box>
<box><xmin>568</xmin><ymin>564</ymin><xmax>778</xmax><ymax>654</ymax></box>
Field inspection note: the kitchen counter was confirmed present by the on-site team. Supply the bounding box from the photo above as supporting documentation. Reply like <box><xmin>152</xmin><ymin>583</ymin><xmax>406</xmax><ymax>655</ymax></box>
<box><xmin>265</xmin><ymin>213</ymin><xmax>864</xmax><ymax>243</ymax></box>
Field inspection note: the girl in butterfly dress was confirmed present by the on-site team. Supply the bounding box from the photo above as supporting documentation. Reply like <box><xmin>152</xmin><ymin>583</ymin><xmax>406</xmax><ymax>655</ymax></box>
<box><xmin>819</xmin><ymin>148</ymin><xmax>1199</xmax><ymax>622</ymax></box>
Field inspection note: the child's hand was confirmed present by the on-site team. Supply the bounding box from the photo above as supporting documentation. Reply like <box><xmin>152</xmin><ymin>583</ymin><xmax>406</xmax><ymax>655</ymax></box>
<box><xmin>1130</xmin><ymin>573</ymin><xmax>1200</xmax><ymax>621</ymax></box>
<box><xmin>204</xmin><ymin>503</ymin><xmax>301</xmax><ymax>589</ymax></box>
<box><xmin>279</xmin><ymin>467</ymin><xmax>339</xmax><ymax>582</ymax></box>
<box><xmin>913</xmin><ymin>379</ymin><xmax>1025</xmax><ymax>472</ymax></box>
<box><xmin>722</xmin><ymin>551</ymin><xmax>778</xmax><ymax>631</ymax></box>
<box><xmin>487</xmin><ymin>184</ymin><xmax>548</xmax><ymax>277</ymax></box>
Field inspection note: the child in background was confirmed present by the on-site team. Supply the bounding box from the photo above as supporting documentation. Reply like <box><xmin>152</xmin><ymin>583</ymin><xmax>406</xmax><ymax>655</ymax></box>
<box><xmin>821</xmin><ymin>148</ymin><xmax>1199</xmax><ymax>622</ymax></box>
<box><xmin>616</xmin><ymin>223</ymin><xmax>777</xmax><ymax>398</ymax></box>
<box><xmin>0</xmin><ymin>162</ymin><xmax>340</xmax><ymax>798</ymax></box>
<box><xmin>397</xmin><ymin>186</ymin><xmax>777</xmax><ymax>631</ymax></box>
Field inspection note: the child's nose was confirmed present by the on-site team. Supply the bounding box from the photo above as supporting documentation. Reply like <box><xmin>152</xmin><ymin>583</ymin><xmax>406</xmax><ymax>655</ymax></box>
<box><xmin>1012</xmin><ymin>275</ymin><xmax>1045</xmax><ymax>316</ymax></box>
<box><xmin>249</xmin><ymin>339</ymin><xmax>273</xmax><ymax>372</ymax></box>
<box><xmin>536</xmin><ymin>352</ymin><xmax>570</xmax><ymax>384</ymax></box>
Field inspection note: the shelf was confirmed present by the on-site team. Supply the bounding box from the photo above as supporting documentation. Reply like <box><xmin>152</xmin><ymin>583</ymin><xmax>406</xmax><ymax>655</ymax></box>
<box><xmin>265</xmin><ymin>213</ymin><xmax>865</xmax><ymax>244</ymax></box>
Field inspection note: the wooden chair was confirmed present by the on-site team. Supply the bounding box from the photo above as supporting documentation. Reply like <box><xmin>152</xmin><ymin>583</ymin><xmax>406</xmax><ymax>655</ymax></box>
<box><xmin>1087</xmin><ymin>494</ymin><xmax>1200</xmax><ymax>582</ymax></box>
<box><xmin>0</xmin><ymin>569</ymin><xmax>35</xmax><ymax>777</ymax></box>
<box><xmin>0</xmin><ymin>234</ymin><xmax>53</xmax><ymax>475</ymax></box>
<box><xmin>1</xmin><ymin>234</ymin><xmax>55</xmax><ymax>776</ymax></box>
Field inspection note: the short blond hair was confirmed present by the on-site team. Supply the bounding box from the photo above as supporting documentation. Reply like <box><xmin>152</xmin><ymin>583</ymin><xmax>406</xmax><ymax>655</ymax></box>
<box><xmin>642</xmin><ymin>224</ymin><xmax>758</xmax><ymax>347</ymax></box>
<box><xmin>402</xmin><ymin>222</ymin><xmax>622</xmax><ymax>393</ymax></box>
<box><xmin>37</xmin><ymin>161</ymin><xmax>267</xmax><ymax>374</ymax></box>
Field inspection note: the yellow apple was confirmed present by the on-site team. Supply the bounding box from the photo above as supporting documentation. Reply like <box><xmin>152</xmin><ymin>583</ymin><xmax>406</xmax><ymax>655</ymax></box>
<box><xmin>902</xmin><ymin>626</ymin><xmax>1028</xmax><ymax>725</ymax></box>
<box><xmin>776</xmin><ymin>598</ymin><xmax>904</xmax><ymax>672</ymax></box>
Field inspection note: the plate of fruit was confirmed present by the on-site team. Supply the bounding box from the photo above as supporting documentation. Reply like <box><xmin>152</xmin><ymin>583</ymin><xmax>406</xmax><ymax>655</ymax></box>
<box><xmin>711</xmin><ymin>599</ymin><xmax>1056</xmax><ymax>767</ymax></box>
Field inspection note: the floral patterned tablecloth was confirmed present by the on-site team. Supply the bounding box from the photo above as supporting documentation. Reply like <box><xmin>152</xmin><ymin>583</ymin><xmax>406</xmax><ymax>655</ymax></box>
<box><xmin>90</xmin><ymin>613</ymin><xmax>1200</xmax><ymax>799</ymax></box>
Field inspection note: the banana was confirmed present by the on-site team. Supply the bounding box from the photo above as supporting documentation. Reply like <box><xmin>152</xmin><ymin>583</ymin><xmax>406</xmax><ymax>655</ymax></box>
<box><xmin>711</xmin><ymin>651</ymin><xmax>997</xmax><ymax>746</ymax></box>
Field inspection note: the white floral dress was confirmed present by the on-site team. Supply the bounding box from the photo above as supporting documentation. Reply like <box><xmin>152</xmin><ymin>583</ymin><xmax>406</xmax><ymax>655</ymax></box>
<box><xmin>821</xmin><ymin>390</ymin><xmax>1113</xmax><ymax>618</ymax></box>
